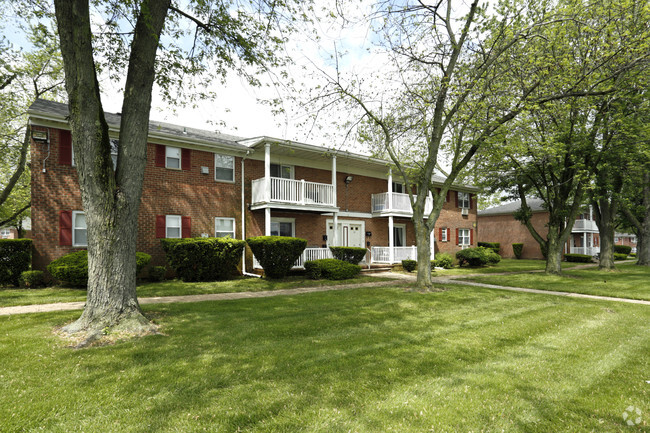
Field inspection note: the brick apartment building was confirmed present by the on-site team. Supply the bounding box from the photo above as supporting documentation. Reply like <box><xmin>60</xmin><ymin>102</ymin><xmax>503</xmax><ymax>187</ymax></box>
<box><xmin>614</xmin><ymin>232</ymin><xmax>637</xmax><ymax>253</ymax></box>
<box><xmin>28</xmin><ymin>99</ymin><xmax>478</xmax><ymax>272</ymax></box>
<box><xmin>477</xmin><ymin>199</ymin><xmax>600</xmax><ymax>259</ymax></box>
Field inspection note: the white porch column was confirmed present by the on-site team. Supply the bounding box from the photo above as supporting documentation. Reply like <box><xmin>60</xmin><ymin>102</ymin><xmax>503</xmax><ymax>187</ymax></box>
<box><xmin>388</xmin><ymin>167</ymin><xmax>393</xmax><ymax>211</ymax></box>
<box><xmin>430</xmin><ymin>229</ymin><xmax>435</xmax><ymax>260</ymax></box>
<box><xmin>332</xmin><ymin>155</ymin><xmax>337</xmax><ymax>204</ymax></box>
<box><xmin>589</xmin><ymin>205</ymin><xmax>593</xmax><ymax>221</ymax></box>
<box><xmin>583</xmin><ymin>232</ymin><xmax>586</xmax><ymax>254</ymax></box>
<box><xmin>264</xmin><ymin>143</ymin><xmax>271</xmax><ymax>201</ymax></box>
<box><xmin>389</xmin><ymin>216</ymin><xmax>394</xmax><ymax>264</ymax></box>
<box><xmin>265</xmin><ymin>208</ymin><xmax>271</xmax><ymax>236</ymax></box>
<box><xmin>333</xmin><ymin>213</ymin><xmax>338</xmax><ymax>246</ymax></box>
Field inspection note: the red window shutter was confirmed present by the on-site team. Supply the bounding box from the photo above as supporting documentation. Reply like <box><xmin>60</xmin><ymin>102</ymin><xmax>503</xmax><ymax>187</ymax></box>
<box><xmin>438</xmin><ymin>228</ymin><xmax>443</xmax><ymax>241</ymax></box>
<box><xmin>155</xmin><ymin>215</ymin><xmax>166</xmax><ymax>238</ymax></box>
<box><xmin>155</xmin><ymin>144</ymin><xmax>166</xmax><ymax>167</ymax></box>
<box><xmin>456</xmin><ymin>228</ymin><xmax>460</xmax><ymax>245</ymax></box>
<box><xmin>181</xmin><ymin>148</ymin><xmax>191</xmax><ymax>171</ymax></box>
<box><xmin>59</xmin><ymin>210</ymin><xmax>72</xmax><ymax>246</ymax></box>
<box><xmin>59</xmin><ymin>130</ymin><xmax>72</xmax><ymax>165</ymax></box>
<box><xmin>470</xmin><ymin>229</ymin><xmax>474</xmax><ymax>245</ymax></box>
<box><xmin>182</xmin><ymin>216</ymin><xmax>191</xmax><ymax>238</ymax></box>
<box><xmin>447</xmin><ymin>228</ymin><xmax>451</xmax><ymax>242</ymax></box>
<box><xmin>455</xmin><ymin>191</ymin><xmax>459</xmax><ymax>208</ymax></box>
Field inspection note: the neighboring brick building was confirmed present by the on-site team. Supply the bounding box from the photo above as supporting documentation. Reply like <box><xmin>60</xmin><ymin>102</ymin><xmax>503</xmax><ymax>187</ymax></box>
<box><xmin>477</xmin><ymin>199</ymin><xmax>600</xmax><ymax>259</ymax></box>
<box><xmin>614</xmin><ymin>233</ymin><xmax>637</xmax><ymax>253</ymax></box>
<box><xmin>28</xmin><ymin>99</ymin><xmax>478</xmax><ymax>272</ymax></box>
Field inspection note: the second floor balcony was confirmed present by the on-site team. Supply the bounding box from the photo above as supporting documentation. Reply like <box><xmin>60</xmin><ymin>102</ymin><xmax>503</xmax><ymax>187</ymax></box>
<box><xmin>572</xmin><ymin>219</ymin><xmax>598</xmax><ymax>232</ymax></box>
<box><xmin>251</xmin><ymin>177</ymin><xmax>337</xmax><ymax>211</ymax></box>
<box><xmin>371</xmin><ymin>192</ymin><xmax>433</xmax><ymax>217</ymax></box>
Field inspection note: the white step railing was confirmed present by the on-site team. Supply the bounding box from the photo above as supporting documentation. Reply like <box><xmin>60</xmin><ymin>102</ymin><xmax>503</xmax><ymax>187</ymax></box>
<box><xmin>370</xmin><ymin>246</ymin><xmax>418</xmax><ymax>263</ymax></box>
<box><xmin>569</xmin><ymin>246</ymin><xmax>600</xmax><ymax>256</ymax></box>
<box><xmin>371</xmin><ymin>192</ymin><xmax>433</xmax><ymax>215</ymax></box>
<box><xmin>252</xmin><ymin>247</ymin><xmax>334</xmax><ymax>270</ymax></box>
<box><xmin>251</xmin><ymin>177</ymin><xmax>335</xmax><ymax>207</ymax></box>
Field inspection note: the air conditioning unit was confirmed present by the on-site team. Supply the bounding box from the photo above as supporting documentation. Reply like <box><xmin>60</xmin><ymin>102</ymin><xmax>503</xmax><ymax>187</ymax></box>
<box><xmin>461</xmin><ymin>207</ymin><xmax>469</xmax><ymax>216</ymax></box>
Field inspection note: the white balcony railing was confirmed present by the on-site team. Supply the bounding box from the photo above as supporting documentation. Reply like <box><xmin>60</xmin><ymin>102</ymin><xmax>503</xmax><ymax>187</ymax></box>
<box><xmin>370</xmin><ymin>246</ymin><xmax>417</xmax><ymax>263</ymax></box>
<box><xmin>251</xmin><ymin>177</ymin><xmax>336</xmax><ymax>207</ymax></box>
<box><xmin>570</xmin><ymin>246</ymin><xmax>600</xmax><ymax>256</ymax></box>
<box><xmin>371</xmin><ymin>192</ymin><xmax>433</xmax><ymax>216</ymax></box>
<box><xmin>572</xmin><ymin>219</ymin><xmax>598</xmax><ymax>231</ymax></box>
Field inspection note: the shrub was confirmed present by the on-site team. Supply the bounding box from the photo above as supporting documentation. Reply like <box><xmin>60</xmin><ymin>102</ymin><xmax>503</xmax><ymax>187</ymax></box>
<box><xmin>564</xmin><ymin>253</ymin><xmax>593</xmax><ymax>263</ymax></box>
<box><xmin>329</xmin><ymin>246</ymin><xmax>367</xmax><ymax>264</ymax></box>
<box><xmin>148</xmin><ymin>266</ymin><xmax>167</xmax><ymax>282</ymax></box>
<box><xmin>19</xmin><ymin>270</ymin><xmax>44</xmax><ymax>288</ymax></box>
<box><xmin>512</xmin><ymin>243</ymin><xmax>524</xmax><ymax>259</ymax></box>
<box><xmin>304</xmin><ymin>259</ymin><xmax>361</xmax><ymax>280</ymax></box>
<box><xmin>456</xmin><ymin>247</ymin><xmax>500</xmax><ymax>267</ymax></box>
<box><xmin>48</xmin><ymin>250</ymin><xmax>153</xmax><ymax>286</ymax></box>
<box><xmin>402</xmin><ymin>259</ymin><xmax>417</xmax><ymax>272</ymax></box>
<box><xmin>161</xmin><ymin>237</ymin><xmax>246</xmax><ymax>282</ymax></box>
<box><xmin>614</xmin><ymin>245</ymin><xmax>632</xmax><ymax>255</ymax></box>
<box><xmin>614</xmin><ymin>253</ymin><xmax>628</xmax><ymax>261</ymax></box>
<box><xmin>630</xmin><ymin>252</ymin><xmax>637</xmax><ymax>257</ymax></box>
<box><xmin>478</xmin><ymin>242</ymin><xmax>500</xmax><ymax>254</ymax></box>
<box><xmin>432</xmin><ymin>253</ymin><xmax>454</xmax><ymax>269</ymax></box>
<box><xmin>246</xmin><ymin>236</ymin><xmax>307</xmax><ymax>279</ymax></box>
<box><xmin>0</xmin><ymin>239</ymin><xmax>32</xmax><ymax>286</ymax></box>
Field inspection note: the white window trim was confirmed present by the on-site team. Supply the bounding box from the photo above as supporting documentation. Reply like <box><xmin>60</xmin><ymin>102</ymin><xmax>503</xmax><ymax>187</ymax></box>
<box><xmin>271</xmin><ymin>217</ymin><xmax>295</xmax><ymax>237</ymax></box>
<box><xmin>166</xmin><ymin>146</ymin><xmax>182</xmax><ymax>170</ymax></box>
<box><xmin>458</xmin><ymin>228</ymin><xmax>471</xmax><ymax>247</ymax></box>
<box><xmin>440</xmin><ymin>228</ymin><xmax>448</xmax><ymax>242</ymax></box>
<box><xmin>166</xmin><ymin>215</ymin><xmax>182</xmax><ymax>239</ymax></box>
<box><xmin>215</xmin><ymin>217</ymin><xmax>236</xmax><ymax>238</ymax></box>
<box><xmin>0</xmin><ymin>228</ymin><xmax>11</xmax><ymax>239</ymax></box>
<box><xmin>72</xmin><ymin>210</ymin><xmax>87</xmax><ymax>247</ymax></box>
<box><xmin>271</xmin><ymin>163</ymin><xmax>294</xmax><ymax>180</ymax></box>
<box><xmin>393</xmin><ymin>223</ymin><xmax>406</xmax><ymax>247</ymax></box>
<box><xmin>214</xmin><ymin>153</ymin><xmax>235</xmax><ymax>183</ymax></box>
<box><xmin>458</xmin><ymin>192</ymin><xmax>470</xmax><ymax>209</ymax></box>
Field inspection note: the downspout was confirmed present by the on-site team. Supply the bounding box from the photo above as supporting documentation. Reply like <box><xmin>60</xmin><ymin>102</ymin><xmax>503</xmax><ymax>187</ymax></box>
<box><xmin>241</xmin><ymin>151</ymin><xmax>260</xmax><ymax>278</ymax></box>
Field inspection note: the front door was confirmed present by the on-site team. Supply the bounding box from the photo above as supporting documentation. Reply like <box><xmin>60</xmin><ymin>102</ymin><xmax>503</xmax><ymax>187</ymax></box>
<box><xmin>327</xmin><ymin>220</ymin><xmax>365</xmax><ymax>248</ymax></box>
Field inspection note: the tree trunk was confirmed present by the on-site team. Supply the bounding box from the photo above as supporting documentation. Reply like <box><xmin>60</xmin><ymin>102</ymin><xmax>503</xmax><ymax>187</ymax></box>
<box><xmin>637</xmin><ymin>221</ymin><xmax>650</xmax><ymax>266</ymax></box>
<box><xmin>595</xmin><ymin>198</ymin><xmax>617</xmax><ymax>271</ymax></box>
<box><xmin>54</xmin><ymin>0</ymin><xmax>170</xmax><ymax>338</ymax></box>
<box><xmin>413</xmin><ymin>218</ymin><xmax>432</xmax><ymax>290</ymax></box>
<box><xmin>545</xmin><ymin>227</ymin><xmax>563</xmax><ymax>275</ymax></box>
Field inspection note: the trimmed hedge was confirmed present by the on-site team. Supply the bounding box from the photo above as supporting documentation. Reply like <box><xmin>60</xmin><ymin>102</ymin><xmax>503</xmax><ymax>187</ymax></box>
<box><xmin>432</xmin><ymin>253</ymin><xmax>454</xmax><ymax>269</ymax></box>
<box><xmin>614</xmin><ymin>245</ymin><xmax>632</xmax><ymax>255</ymax></box>
<box><xmin>329</xmin><ymin>246</ymin><xmax>366</xmax><ymax>264</ymax></box>
<box><xmin>478</xmin><ymin>241</ymin><xmax>500</xmax><ymax>254</ymax></box>
<box><xmin>161</xmin><ymin>237</ymin><xmax>245</xmax><ymax>282</ymax></box>
<box><xmin>512</xmin><ymin>243</ymin><xmax>523</xmax><ymax>259</ymax></box>
<box><xmin>148</xmin><ymin>266</ymin><xmax>167</xmax><ymax>282</ymax></box>
<box><xmin>614</xmin><ymin>253</ymin><xmax>628</xmax><ymax>261</ymax></box>
<box><xmin>246</xmin><ymin>236</ymin><xmax>307</xmax><ymax>279</ymax></box>
<box><xmin>564</xmin><ymin>253</ymin><xmax>592</xmax><ymax>263</ymax></box>
<box><xmin>0</xmin><ymin>239</ymin><xmax>32</xmax><ymax>286</ymax></box>
<box><xmin>456</xmin><ymin>247</ymin><xmax>501</xmax><ymax>267</ymax></box>
<box><xmin>304</xmin><ymin>258</ymin><xmax>361</xmax><ymax>280</ymax></box>
<box><xmin>47</xmin><ymin>250</ymin><xmax>152</xmax><ymax>286</ymax></box>
<box><xmin>402</xmin><ymin>259</ymin><xmax>417</xmax><ymax>272</ymax></box>
<box><xmin>19</xmin><ymin>270</ymin><xmax>44</xmax><ymax>288</ymax></box>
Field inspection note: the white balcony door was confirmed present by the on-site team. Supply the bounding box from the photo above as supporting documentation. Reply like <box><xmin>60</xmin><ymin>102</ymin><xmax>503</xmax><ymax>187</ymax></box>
<box><xmin>327</xmin><ymin>219</ymin><xmax>364</xmax><ymax>248</ymax></box>
<box><xmin>393</xmin><ymin>224</ymin><xmax>406</xmax><ymax>247</ymax></box>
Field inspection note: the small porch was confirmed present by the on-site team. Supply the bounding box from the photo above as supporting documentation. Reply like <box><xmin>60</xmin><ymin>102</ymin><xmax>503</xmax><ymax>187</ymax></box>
<box><xmin>569</xmin><ymin>231</ymin><xmax>600</xmax><ymax>256</ymax></box>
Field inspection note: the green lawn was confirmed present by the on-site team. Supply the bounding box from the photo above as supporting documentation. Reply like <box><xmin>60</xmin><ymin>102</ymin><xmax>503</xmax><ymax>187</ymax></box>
<box><xmin>433</xmin><ymin>258</ymin><xmax>584</xmax><ymax>276</ymax></box>
<box><xmin>0</xmin><ymin>286</ymin><xmax>648</xmax><ymax>432</ymax></box>
<box><xmin>465</xmin><ymin>262</ymin><xmax>650</xmax><ymax>301</ymax></box>
<box><xmin>0</xmin><ymin>275</ymin><xmax>392</xmax><ymax>307</ymax></box>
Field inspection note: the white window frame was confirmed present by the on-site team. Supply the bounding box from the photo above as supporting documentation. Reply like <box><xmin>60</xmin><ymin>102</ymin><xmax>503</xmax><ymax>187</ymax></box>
<box><xmin>215</xmin><ymin>217</ymin><xmax>236</xmax><ymax>238</ymax></box>
<box><xmin>458</xmin><ymin>228</ymin><xmax>470</xmax><ymax>247</ymax></box>
<box><xmin>166</xmin><ymin>146</ymin><xmax>181</xmax><ymax>170</ymax></box>
<box><xmin>440</xmin><ymin>228</ymin><xmax>448</xmax><ymax>242</ymax></box>
<box><xmin>392</xmin><ymin>182</ymin><xmax>405</xmax><ymax>194</ymax></box>
<box><xmin>393</xmin><ymin>223</ymin><xmax>406</xmax><ymax>247</ymax></box>
<box><xmin>166</xmin><ymin>215</ymin><xmax>182</xmax><ymax>239</ymax></box>
<box><xmin>271</xmin><ymin>163</ymin><xmax>294</xmax><ymax>179</ymax></box>
<box><xmin>72</xmin><ymin>211</ymin><xmax>87</xmax><ymax>247</ymax></box>
<box><xmin>458</xmin><ymin>192</ymin><xmax>470</xmax><ymax>209</ymax></box>
<box><xmin>214</xmin><ymin>153</ymin><xmax>235</xmax><ymax>183</ymax></box>
<box><xmin>271</xmin><ymin>217</ymin><xmax>295</xmax><ymax>237</ymax></box>
<box><xmin>0</xmin><ymin>228</ymin><xmax>11</xmax><ymax>239</ymax></box>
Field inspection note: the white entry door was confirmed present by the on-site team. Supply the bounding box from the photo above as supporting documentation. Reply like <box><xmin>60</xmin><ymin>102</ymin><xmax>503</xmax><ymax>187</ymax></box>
<box><xmin>327</xmin><ymin>220</ymin><xmax>365</xmax><ymax>248</ymax></box>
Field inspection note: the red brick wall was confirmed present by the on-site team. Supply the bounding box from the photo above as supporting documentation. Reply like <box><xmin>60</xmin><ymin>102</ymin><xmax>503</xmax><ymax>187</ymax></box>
<box><xmin>477</xmin><ymin>212</ymin><xmax>548</xmax><ymax>259</ymax></box>
<box><xmin>433</xmin><ymin>192</ymin><xmax>478</xmax><ymax>256</ymax></box>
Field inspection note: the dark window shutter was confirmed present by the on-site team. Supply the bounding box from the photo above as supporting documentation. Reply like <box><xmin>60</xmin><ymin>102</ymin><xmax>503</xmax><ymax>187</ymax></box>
<box><xmin>181</xmin><ymin>148</ymin><xmax>191</xmax><ymax>171</ymax></box>
<box><xmin>59</xmin><ymin>210</ymin><xmax>72</xmax><ymax>245</ymax></box>
<box><xmin>456</xmin><ymin>228</ymin><xmax>459</xmax><ymax>245</ymax></box>
<box><xmin>470</xmin><ymin>229</ymin><xmax>474</xmax><ymax>245</ymax></box>
<box><xmin>455</xmin><ymin>191</ymin><xmax>459</xmax><ymax>208</ymax></box>
<box><xmin>182</xmin><ymin>216</ymin><xmax>191</xmax><ymax>238</ymax></box>
<box><xmin>59</xmin><ymin>130</ymin><xmax>72</xmax><ymax>165</ymax></box>
<box><xmin>155</xmin><ymin>144</ymin><xmax>165</xmax><ymax>167</ymax></box>
<box><xmin>447</xmin><ymin>228</ymin><xmax>451</xmax><ymax>242</ymax></box>
<box><xmin>155</xmin><ymin>215</ymin><xmax>166</xmax><ymax>238</ymax></box>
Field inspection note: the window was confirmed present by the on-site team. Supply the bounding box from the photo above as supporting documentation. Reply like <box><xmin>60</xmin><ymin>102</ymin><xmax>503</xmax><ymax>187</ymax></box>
<box><xmin>458</xmin><ymin>228</ymin><xmax>470</xmax><ymax>246</ymax></box>
<box><xmin>271</xmin><ymin>164</ymin><xmax>293</xmax><ymax>179</ymax></box>
<box><xmin>110</xmin><ymin>139</ymin><xmax>119</xmax><ymax>169</ymax></box>
<box><xmin>440</xmin><ymin>228</ymin><xmax>448</xmax><ymax>242</ymax></box>
<box><xmin>0</xmin><ymin>228</ymin><xmax>11</xmax><ymax>239</ymax></box>
<box><xmin>614</xmin><ymin>237</ymin><xmax>619</xmax><ymax>243</ymax></box>
<box><xmin>72</xmin><ymin>211</ymin><xmax>87</xmax><ymax>246</ymax></box>
<box><xmin>215</xmin><ymin>218</ymin><xmax>235</xmax><ymax>238</ymax></box>
<box><xmin>271</xmin><ymin>218</ymin><xmax>294</xmax><ymax>237</ymax></box>
<box><xmin>215</xmin><ymin>154</ymin><xmax>235</xmax><ymax>182</ymax></box>
<box><xmin>458</xmin><ymin>192</ymin><xmax>470</xmax><ymax>208</ymax></box>
<box><xmin>166</xmin><ymin>146</ymin><xmax>181</xmax><ymax>169</ymax></box>
<box><xmin>393</xmin><ymin>224</ymin><xmax>406</xmax><ymax>247</ymax></box>
<box><xmin>392</xmin><ymin>182</ymin><xmax>404</xmax><ymax>194</ymax></box>
<box><xmin>166</xmin><ymin>215</ymin><xmax>182</xmax><ymax>238</ymax></box>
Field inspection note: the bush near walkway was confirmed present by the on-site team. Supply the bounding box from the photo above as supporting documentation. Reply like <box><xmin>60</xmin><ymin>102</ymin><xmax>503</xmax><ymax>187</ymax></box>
<box><xmin>47</xmin><ymin>251</ymin><xmax>151</xmax><ymax>286</ymax></box>
<box><xmin>304</xmin><ymin>258</ymin><xmax>361</xmax><ymax>280</ymax></box>
<box><xmin>456</xmin><ymin>247</ymin><xmax>501</xmax><ymax>267</ymax></box>
<box><xmin>247</xmin><ymin>236</ymin><xmax>307</xmax><ymax>279</ymax></box>
<box><xmin>161</xmin><ymin>238</ymin><xmax>244</xmax><ymax>282</ymax></box>
<box><xmin>0</xmin><ymin>239</ymin><xmax>32</xmax><ymax>286</ymax></box>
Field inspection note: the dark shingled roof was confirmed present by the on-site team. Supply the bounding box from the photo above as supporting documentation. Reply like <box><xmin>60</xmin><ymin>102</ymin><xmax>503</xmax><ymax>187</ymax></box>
<box><xmin>478</xmin><ymin>198</ymin><xmax>547</xmax><ymax>216</ymax></box>
<box><xmin>28</xmin><ymin>99</ymin><xmax>249</xmax><ymax>150</ymax></box>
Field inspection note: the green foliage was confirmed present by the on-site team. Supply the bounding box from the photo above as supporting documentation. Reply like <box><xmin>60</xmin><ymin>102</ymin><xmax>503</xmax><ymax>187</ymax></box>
<box><xmin>630</xmin><ymin>252</ymin><xmax>637</xmax><ymax>257</ymax></box>
<box><xmin>613</xmin><ymin>245</ymin><xmax>632</xmax><ymax>255</ymax></box>
<box><xmin>329</xmin><ymin>246</ymin><xmax>366</xmax><ymax>264</ymax></box>
<box><xmin>478</xmin><ymin>242</ymin><xmax>500</xmax><ymax>254</ymax></box>
<box><xmin>432</xmin><ymin>253</ymin><xmax>454</xmax><ymax>269</ymax></box>
<box><xmin>456</xmin><ymin>247</ymin><xmax>501</xmax><ymax>267</ymax></box>
<box><xmin>148</xmin><ymin>266</ymin><xmax>167</xmax><ymax>282</ymax></box>
<box><xmin>246</xmin><ymin>236</ymin><xmax>307</xmax><ymax>279</ymax></box>
<box><xmin>614</xmin><ymin>253</ymin><xmax>628</xmax><ymax>261</ymax></box>
<box><xmin>47</xmin><ymin>251</ymin><xmax>88</xmax><ymax>287</ymax></box>
<box><xmin>0</xmin><ymin>238</ymin><xmax>32</xmax><ymax>286</ymax></box>
<box><xmin>161</xmin><ymin>237</ymin><xmax>245</xmax><ymax>282</ymax></box>
<box><xmin>135</xmin><ymin>252</ymin><xmax>151</xmax><ymax>276</ymax></box>
<box><xmin>564</xmin><ymin>254</ymin><xmax>593</xmax><ymax>263</ymax></box>
<box><xmin>19</xmin><ymin>270</ymin><xmax>44</xmax><ymax>288</ymax></box>
<box><xmin>512</xmin><ymin>243</ymin><xmax>524</xmax><ymax>259</ymax></box>
<box><xmin>304</xmin><ymin>259</ymin><xmax>361</xmax><ymax>280</ymax></box>
<box><xmin>401</xmin><ymin>259</ymin><xmax>417</xmax><ymax>272</ymax></box>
